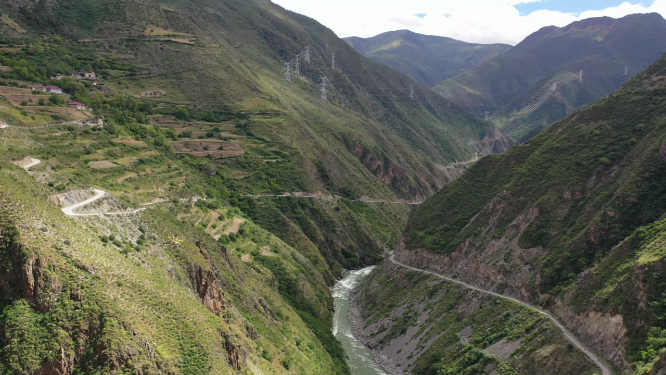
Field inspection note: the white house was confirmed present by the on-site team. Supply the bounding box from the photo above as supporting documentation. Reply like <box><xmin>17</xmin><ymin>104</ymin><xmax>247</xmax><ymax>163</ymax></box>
<box><xmin>67</xmin><ymin>102</ymin><xmax>88</xmax><ymax>110</ymax></box>
<box><xmin>83</xmin><ymin>118</ymin><xmax>105</xmax><ymax>127</ymax></box>
<box><xmin>42</xmin><ymin>86</ymin><xmax>63</xmax><ymax>94</ymax></box>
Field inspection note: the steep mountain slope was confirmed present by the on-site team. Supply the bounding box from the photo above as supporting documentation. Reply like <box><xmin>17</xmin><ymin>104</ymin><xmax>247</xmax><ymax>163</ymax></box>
<box><xmin>0</xmin><ymin>0</ymin><xmax>513</xmax><ymax>274</ymax></box>
<box><xmin>391</xmin><ymin>53</ymin><xmax>666</xmax><ymax>373</ymax></box>
<box><xmin>0</xmin><ymin>158</ymin><xmax>347</xmax><ymax>374</ymax></box>
<box><xmin>344</xmin><ymin>30</ymin><xmax>511</xmax><ymax>87</ymax></box>
<box><xmin>0</xmin><ymin>0</ymin><xmax>515</xmax><ymax>372</ymax></box>
<box><xmin>434</xmin><ymin>13</ymin><xmax>666</xmax><ymax>142</ymax></box>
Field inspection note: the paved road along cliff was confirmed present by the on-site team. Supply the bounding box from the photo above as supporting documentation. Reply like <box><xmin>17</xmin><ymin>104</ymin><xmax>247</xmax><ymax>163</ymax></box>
<box><xmin>388</xmin><ymin>253</ymin><xmax>613</xmax><ymax>375</ymax></box>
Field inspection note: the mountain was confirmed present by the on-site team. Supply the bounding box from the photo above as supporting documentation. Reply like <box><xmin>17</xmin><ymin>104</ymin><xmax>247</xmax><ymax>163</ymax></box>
<box><xmin>0</xmin><ymin>0</ymin><xmax>514</xmax><ymax>373</ymax></box>
<box><xmin>434</xmin><ymin>13</ymin><xmax>666</xmax><ymax>142</ymax></box>
<box><xmin>344</xmin><ymin>30</ymin><xmax>511</xmax><ymax>87</ymax></box>
<box><xmin>359</xmin><ymin>53</ymin><xmax>666</xmax><ymax>374</ymax></box>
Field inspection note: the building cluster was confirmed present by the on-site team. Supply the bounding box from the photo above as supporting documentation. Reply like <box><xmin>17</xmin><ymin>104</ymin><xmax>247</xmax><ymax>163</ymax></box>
<box><xmin>48</xmin><ymin>71</ymin><xmax>110</xmax><ymax>94</ymax></box>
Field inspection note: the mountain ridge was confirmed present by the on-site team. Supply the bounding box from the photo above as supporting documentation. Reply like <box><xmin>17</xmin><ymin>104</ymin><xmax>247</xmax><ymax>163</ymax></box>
<box><xmin>434</xmin><ymin>12</ymin><xmax>666</xmax><ymax>142</ymax></box>
<box><xmin>344</xmin><ymin>29</ymin><xmax>511</xmax><ymax>87</ymax></box>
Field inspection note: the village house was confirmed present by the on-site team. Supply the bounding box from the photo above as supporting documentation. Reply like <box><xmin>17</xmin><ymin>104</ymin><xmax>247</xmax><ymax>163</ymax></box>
<box><xmin>41</xmin><ymin>85</ymin><xmax>63</xmax><ymax>94</ymax></box>
<box><xmin>67</xmin><ymin>102</ymin><xmax>88</xmax><ymax>110</ymax></box>
<box><xmin>83</xmin><ymin>118</ymin><xmax>105</xmax><ymax>127</ymax></box>
<box><xmin>72</xmin><ymin>71</ymin><xmax>96</xmax><ymax>80</ymax></box>
<box><xmin>93</xmin><ymin>82</ymin><xmax>111</xmax><ymax>93</ymax></box>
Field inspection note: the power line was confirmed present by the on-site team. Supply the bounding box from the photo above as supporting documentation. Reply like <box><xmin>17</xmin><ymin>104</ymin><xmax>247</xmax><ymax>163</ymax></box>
<box><xmin>304</xmin><ymin>46</ymin><xmax>311</xmax><ymax>64</ymax></box>
<box><xmin>284</xmin><ymin>62</ymin><xmax>291</xmax><ymax>82</ymax></box>
<box><xmin>320</xmin><ymin>76</ymin><xmax>328</xmax><ymax>101</ymax></box>
<box><xmin>294</xmin><ymin>54</ymin><xmax>301</xmax><ymax>76</ymax></box>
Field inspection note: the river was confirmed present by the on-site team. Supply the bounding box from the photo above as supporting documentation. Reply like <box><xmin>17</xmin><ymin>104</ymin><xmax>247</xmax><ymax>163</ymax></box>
<box><xmin>332</xmin><ymin>267</ymin><xmax>388</xmax><ymax>375</ymax></box>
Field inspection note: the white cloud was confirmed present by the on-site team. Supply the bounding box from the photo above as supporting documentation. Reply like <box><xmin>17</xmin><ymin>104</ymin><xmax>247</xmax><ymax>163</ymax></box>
<box><xmin>271</xmin><ymin>0</ymin><xmax>666</xmax><ymax>45</ymax></box>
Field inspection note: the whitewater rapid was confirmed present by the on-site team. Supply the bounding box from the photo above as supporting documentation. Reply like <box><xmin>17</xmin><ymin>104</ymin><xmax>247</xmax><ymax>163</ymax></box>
<box><xmin>332</xmin><ymin>267</ymin><xmax>388</xmax><ymax>375</ymax></box>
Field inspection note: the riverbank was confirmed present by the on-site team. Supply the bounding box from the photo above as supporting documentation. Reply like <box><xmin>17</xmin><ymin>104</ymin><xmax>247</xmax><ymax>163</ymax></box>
<box><xmin>332</xmin><ymin>267</ymin><xmax>388</xmax><ymax>375</ymax></box>
<box><xmin>348</xmin><ymin>295</ymin><xmax>400</xmax><ymax>375</ymax></box>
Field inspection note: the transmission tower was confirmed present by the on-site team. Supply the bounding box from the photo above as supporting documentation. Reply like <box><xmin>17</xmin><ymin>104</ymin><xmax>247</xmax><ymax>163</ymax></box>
<box><xmin>320</xmin><ymin>76</ymin><xmax>328</xmax><ymax>101</ymax></box>
<box><xmin>284</xmin><ymin>62</ymin><xmax>291</xmax><ymax>82</ymax></box>
<box><xmin>484</xmin><ymin>111</ymin><xmax>489</xmax><ymax>121</ymax></box>
<box><xmin>624</xmin><ymin>66</ymin><xmax>628</xmax><ymax>76</ymax></box>
<box><xmin>294</xmin><ymin>55</ymin><xmax>301</xmax><ymax>76</ymax></box>
<box><xmin>304</xmin><ymin>46</ymin><xmax>311</xmax><ymax>63</ymax></box>
<box><xmin>579</xmin><ymin>70</ymin><xmax>583</xmax><ymax>83</ymax></box>
<box><xmin>331</xmin><ymin>53</ymin><xmax>336</xmax><ymax>70</ymax></box>
<box><xmin>410</xmin><ymin>84</ymin><xmax>415</xmax><ymax>99</ymax></box>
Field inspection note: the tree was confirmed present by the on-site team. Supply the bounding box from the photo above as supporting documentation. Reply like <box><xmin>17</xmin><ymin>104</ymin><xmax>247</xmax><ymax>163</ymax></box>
<box><xmin>174</xmin><ymin>108</ymin><xmax>189</xmax><ymax>120</ymax></box>
<box><xmin>49</xmin><ymin>95</ymin><xmax>63</xmax><ymax>106</ymax></box>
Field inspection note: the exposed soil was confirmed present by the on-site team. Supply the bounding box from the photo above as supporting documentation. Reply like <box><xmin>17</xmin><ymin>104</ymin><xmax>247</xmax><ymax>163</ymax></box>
<box><xmin>25</xmin><ymin>106</ymin><xmax>92</xmax><ymax>119</ymax></box>
<box><xmin>173</xmin><ymin>141</ymin><xmax>245</xmax><ymax>157</ymax></box>
<box><xmin>4</xmin><ymin>94</ymin><xmax>51</xmax><ymax>106</ymax></box>
<box><xmin>0</xmin><ymin>85</ymin><xmax>32</xmax><ymax>95</ymax></box>
<box><xmin>113</xmin><ymin>139</ymin><xmax>147</xmax><ymax>147</ymax></box>
<box><xmin>88</xmin><ymin>160</ymin><xmax>119</xmax><ymax>169</ymax></box>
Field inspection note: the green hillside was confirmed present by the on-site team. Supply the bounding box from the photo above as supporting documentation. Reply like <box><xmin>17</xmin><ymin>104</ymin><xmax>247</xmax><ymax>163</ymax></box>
<box><xmin>345</xmin><ymin>30</ymin><xmax>511</xmax><ymax>87</ymax></box>
<box><xmin>0</xmin><ymin>0</ymin><xmax>515</xmax><ymax>373</ymax></box>
<box><xmin>0</xmin><ymin>0</ymin><xmax>514</xmax><ymax>271</ymax></box>
<box><xmin>434</xmin><ymin>13</ymin><xmax>666</xmax><ymax>142</ymax></box>
<box><xmin>401</xmin><ymin>53</ymin><xmax>666</xmax><ymax>373</ymax></box>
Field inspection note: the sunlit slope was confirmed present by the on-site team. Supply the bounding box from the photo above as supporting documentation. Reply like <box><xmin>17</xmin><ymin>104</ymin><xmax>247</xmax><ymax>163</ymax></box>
<box><xmin>0</xmin><ymin>0</ymin><xmax>513</xmax><ymax>198</ymax></box>
<box><xmin>0</xmin><ymin>158</ymin><xmax>348</xmax><ymax>374</ymax></box>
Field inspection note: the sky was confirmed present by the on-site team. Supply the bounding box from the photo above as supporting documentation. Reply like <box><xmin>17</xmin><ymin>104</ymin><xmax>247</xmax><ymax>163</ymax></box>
<box><xmin>271</xmin><ymin>0</ymin><xmax>666</xmax><ymax>45</ymax></box>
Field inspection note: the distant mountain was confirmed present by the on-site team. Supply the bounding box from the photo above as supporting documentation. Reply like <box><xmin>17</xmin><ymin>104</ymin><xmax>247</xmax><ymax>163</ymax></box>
<box><xmin>344</xmin><ymin>30</ymin><xmax>511</xmax><ymax>87</ymax></box>
<box><xmin>434</xmin><ymin>13</ymin><xmax>666</xmax><ymax>142</ymax></box>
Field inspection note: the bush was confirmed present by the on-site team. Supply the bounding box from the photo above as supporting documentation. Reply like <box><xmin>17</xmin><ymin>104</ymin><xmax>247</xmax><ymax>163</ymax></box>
<box><xmin>175</xmin><ymin>108</ymin><xmax>189</xmax><ymax>120</ymax></box>
<box><xmin>49</xmin><ymin>95</ymin><xmax>63</xmax><ymax>106</ymax></box>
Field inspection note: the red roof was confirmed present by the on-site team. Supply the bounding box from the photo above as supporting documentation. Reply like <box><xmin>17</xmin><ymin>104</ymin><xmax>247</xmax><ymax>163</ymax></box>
<box><xmin>68</xmin><ymin>102</ymin><xmax>85</xmax><ymax>106</ymax></box>
<box><xmin>43</xmin><ymin>85</ymin><xmax>61</xmax><ymax>89</ymax></box>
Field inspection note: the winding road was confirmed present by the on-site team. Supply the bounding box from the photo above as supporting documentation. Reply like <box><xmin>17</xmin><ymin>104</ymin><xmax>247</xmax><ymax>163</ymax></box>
<box><xmin>23</xmin><ymin>158</ymin><xmax>41</xmax><ymax>170</ymax></box>
<box><xmin>61</xmin><ymin>188</ymin><xmax>146</xmax><ymax>217</ymax></box>
<box><xmin>388</xmin><ymin>253</ymin><xmax>613</xmax><ymax>375</ymax></box>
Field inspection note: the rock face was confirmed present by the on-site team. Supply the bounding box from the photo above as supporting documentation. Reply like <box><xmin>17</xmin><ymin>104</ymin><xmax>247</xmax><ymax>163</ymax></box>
<box><xmin>395</xmin><ymin>203</ymin><xmax>546</xmax><ymax>302</ymax></box>
<box><xmin>223</xmin><ymin>333</ymin><xmax>246</xmax><ymax>371</ymax></box>
<box><xmin>551</xmin><ymin>302</ymin><xmax>628</xmax><ymax>370</ymax></box>
<box><xmin>467</xmin><ymin>126</ymin><xmax>515</xmax><ymax>155</ymax></box>
<box><xmin>351</xmin><ymin>145</ymin><xmax>415</xmax><ymax>195</ymax></box>
<box><xmin>193</xmin><ymin>265</ymin><xmax>225</xmax><ymax>316</ymax></box>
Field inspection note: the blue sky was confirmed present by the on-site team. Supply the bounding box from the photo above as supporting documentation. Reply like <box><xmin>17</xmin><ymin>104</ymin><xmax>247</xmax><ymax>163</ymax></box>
<box><xmin>273</xmin><ymin>0</ymin><xmax>666</xmax><ymax>44</ymax></box>
<box><xmin>515</xmin><ymin>0</ymin><xmax>646</xmax><ymax>15</ymax></box>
